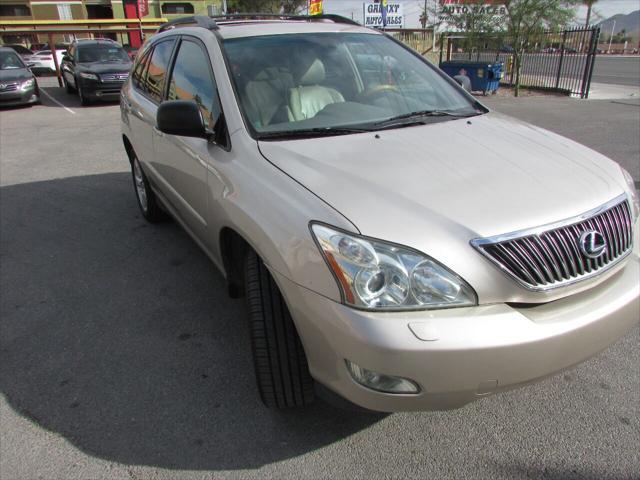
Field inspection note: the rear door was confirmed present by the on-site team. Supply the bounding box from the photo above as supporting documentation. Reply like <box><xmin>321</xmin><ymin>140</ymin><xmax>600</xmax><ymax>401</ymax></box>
<box><xmin>124</xmin><ymin>38</ymin><xmax>176</xmax><ymax>182</ymax></box>
<box><xmin>151</xmin><ymin>36</ymin><xmax>224</xmax><ymax>244</ymax></box>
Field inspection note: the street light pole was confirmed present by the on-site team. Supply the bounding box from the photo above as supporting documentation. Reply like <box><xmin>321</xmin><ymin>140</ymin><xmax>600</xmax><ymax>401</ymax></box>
<box><xmin>608</xmin><ymin>19</ymin><xmax>616</xmax><ymax>53</ymax></box>
<box><xmin>432</xmin><ymin>0</ymin><xmax>437</xmax><ymax>51</ymax></box>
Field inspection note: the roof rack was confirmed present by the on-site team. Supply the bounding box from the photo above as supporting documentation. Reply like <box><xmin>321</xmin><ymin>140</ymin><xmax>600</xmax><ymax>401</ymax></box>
<box><xmin>211</xmin><ymin>13</ymin><xmax>361</xmax><ymax>27</ymax></box>
<box><xmin>156</xmin><ymin>13</ymin><xmax>361</xmax><ymax>33</ymax></box>
<box><xmin>157</xmin><ymin>15</ymin><xmax>219</xmax><ymax>33</ymax></box>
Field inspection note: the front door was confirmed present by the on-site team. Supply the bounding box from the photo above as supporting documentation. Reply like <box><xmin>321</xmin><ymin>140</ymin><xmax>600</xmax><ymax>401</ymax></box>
<box><xmin>152</xmin><ymin>37</ymin><xmax>224</xmax><ymax>245</ymax></box>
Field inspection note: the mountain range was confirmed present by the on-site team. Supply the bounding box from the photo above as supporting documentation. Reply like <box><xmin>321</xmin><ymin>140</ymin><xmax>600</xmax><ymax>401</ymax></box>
<box><xmin>596</xmin><ymin>10</ymin><xmax>639</xmax><ymax>41</ymax></box>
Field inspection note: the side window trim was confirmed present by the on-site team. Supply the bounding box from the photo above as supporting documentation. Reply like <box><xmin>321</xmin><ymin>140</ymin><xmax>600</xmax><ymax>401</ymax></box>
<box><xmin>135</xmin><ymin>37</ymin><xmax>177</xmax><ymax>106</ymax></box>
<box><xmin>132</xmin><ymin>47</ymin><xmax>151</xmax><ymax>89</ymax></box>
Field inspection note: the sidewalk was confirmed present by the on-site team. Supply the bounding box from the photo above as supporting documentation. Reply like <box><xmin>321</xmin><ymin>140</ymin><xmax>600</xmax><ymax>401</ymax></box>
<box><xmin>586</xmin><ymin>82</ymin><xmax>640</xmax><ymax>99</ymax></box>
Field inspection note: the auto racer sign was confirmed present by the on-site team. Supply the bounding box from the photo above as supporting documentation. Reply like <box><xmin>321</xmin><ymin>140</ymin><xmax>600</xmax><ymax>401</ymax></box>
<box><xmin>363</xmin><ymin>2</ymin><xmax>404</xmax><ymax>28</ymax></box>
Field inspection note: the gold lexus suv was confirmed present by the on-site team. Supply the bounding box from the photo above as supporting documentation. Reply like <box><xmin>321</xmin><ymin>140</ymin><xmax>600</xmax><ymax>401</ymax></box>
<box><xmin>120</xmin><ymin>14</ymin><xmax>639</xmax><ymax>412</ymax></box>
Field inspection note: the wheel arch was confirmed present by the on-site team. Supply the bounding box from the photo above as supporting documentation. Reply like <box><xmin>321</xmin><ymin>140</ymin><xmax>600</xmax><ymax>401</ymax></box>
<box><xmin>219</xmin><ymin>226</ymin><xmax>253</xmax><ymax>298</ymax></box>
<box><xmin>122</xmin><ymin>134</ymin><xmax>134</xmax><ymax>164</ymax></box>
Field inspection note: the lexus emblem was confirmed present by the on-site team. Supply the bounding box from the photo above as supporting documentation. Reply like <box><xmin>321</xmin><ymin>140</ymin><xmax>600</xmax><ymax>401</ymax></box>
<box><xmin>579</xmin><ymin>230</ymin><xmax>606</xmax><ymax>258</ymax></box>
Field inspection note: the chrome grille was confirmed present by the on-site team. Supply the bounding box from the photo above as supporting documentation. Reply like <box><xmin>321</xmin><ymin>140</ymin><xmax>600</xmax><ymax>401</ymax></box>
<box><xmin>0</xmin><ymin>83</ymin><xmax>19</xmax><ymax>92</ymax></box>
<box><xmin>100</xmin><ymin>72</ymin><xmax>129</xmax><ymax>83</ymax></box>
<box><xmin>472</xmin><ymin>196</ymin><xmax>634</xmax><ymax>291</ymax></box>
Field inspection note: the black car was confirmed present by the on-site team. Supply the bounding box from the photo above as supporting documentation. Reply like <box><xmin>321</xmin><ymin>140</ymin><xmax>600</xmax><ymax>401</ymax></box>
<box><xmin>61</xmin><ymin>39</ymin><xmax>132</xmax><ymax>105</ymax></box>
<box><xmin>0</xmin><ymin>47</ymin><xmax>39</xmax><ymax>107</ymax></box>
<box><xmin>3</xmin><ymin>44</ymin><xmax>33</xmax><ymax>59</ymax></box>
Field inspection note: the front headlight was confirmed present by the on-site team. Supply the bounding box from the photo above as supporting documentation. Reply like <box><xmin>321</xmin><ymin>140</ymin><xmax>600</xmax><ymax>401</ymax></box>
<box><xmin>20</xmin><ymin>78</ymin><xmax>35</xmax><ymax>89</ymax></box>
<box><xmin>621</xmin><ymin>166</ymin><xmax>639</xmax><ymax>220</ymax></box>
<box><xmin>79</xmin><ymin>72</ymin><xmax>99</xmax><ymax>81</ymax></box>
<box><xmin>311</xmin><ymin>223</ymin><xmax>477</xmax><ymax>311</ymax></box>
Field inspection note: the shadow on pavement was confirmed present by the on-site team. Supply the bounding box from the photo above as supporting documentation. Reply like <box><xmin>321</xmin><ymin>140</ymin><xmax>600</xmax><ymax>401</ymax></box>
<box><xmin>0</xmin><ymin>173</ymin><xmax>383</xmax><ymax>470</ymax></box>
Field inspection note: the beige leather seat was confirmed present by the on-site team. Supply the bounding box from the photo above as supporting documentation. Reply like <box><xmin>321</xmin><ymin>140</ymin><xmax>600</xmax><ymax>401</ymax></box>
<box><xmin>288</xmin><ymin>58</ymin><xmax>345</xmax><ymax>121</ymax></box>
<box><xmin>244</xmin><ymin>68</ymin><xmax>293</xmax><ymax>128</ymax></box>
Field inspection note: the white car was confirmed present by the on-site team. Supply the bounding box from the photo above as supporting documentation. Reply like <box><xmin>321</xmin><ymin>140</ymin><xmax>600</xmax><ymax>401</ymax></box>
<box><xmin>25</xmin><ymin>50</ymin><xmax>66</xmax><ymax>73</ymax></box>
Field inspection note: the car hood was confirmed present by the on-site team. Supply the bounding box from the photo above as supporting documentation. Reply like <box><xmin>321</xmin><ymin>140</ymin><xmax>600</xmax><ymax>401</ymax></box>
<box><xmin>0</xmin><ymin>68</ymin><xmax>32</xmax><ymax>82</ymax></box>
<box><xmin>77</xmin><ymin>62</ymin><xmax>131</xmax><ymax>74</ymax></box>
<box><xmin>258</xmin><ymin>112</ymin><xmax>626</xmax><ymax>241</ymax></box>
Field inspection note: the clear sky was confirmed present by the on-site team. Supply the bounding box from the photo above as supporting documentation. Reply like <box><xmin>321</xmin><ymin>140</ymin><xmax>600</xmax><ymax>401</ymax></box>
<box><xmin>322</xmin><ymin>0</ymin><xmax>640</xmax><ymax>28</ymax></box>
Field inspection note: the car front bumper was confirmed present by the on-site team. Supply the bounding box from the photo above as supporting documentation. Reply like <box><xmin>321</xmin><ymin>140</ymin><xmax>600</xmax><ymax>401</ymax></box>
<box><xmin>79</xmin><ymin>79</ymin><xmax>125</xmax><ymax>100</ymax></box>
<box><xmin>273</xmin><ymin>254</ymin><xmax>639</xmax><ymax>412</ymax></box>
<box><xmin>0</xmin><ymin>86</ymin><xmax>39</xmax><ymax>107</ymax></box>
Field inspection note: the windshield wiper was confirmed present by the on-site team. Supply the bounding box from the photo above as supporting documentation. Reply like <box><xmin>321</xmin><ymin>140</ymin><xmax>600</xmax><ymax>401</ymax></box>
<box><xmin>375</xmin><ymin>109</ymin><xmax>482</xmax><ymax>127</ymax></box>
<box><xmin>258</xmin><ymin>126</ymin><xmax>371</xmax><ymax>140</ymax></box>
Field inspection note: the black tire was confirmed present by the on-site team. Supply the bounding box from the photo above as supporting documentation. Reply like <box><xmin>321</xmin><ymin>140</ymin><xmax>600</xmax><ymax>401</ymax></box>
<box><xmin>131</xmin><ymin>155</ymin><xmax>165</xmax><ymax>223</ymax></box>
<box><xmin>64</xmin><ymin>76</ymin><xmax>75</xmax><ymax>94</ymax></box>
<box><xmin>77</xmin><ymin>80</ymin><xmax>90</xmax><ymax>106</ymax></box>
<box><xmin>245</xmin><ymin>251</ymin><xmax>315</xmax><ymax>408</ymax></box>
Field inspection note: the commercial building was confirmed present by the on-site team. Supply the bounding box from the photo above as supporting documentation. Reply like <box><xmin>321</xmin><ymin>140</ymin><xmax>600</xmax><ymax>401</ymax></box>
<box><xmin>0</xmin><ymin>0</ymin><xmax>225</xmax><ymax>46</ymax></box>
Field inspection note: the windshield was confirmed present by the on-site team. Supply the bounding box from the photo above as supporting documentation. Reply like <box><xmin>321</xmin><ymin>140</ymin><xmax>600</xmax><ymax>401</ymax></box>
<box><xmin>223</xmin><ymin>33</ymin><xmax>481</xmax><ymax>138</ymax></box>
<box><xmin>77</xmin><ymin>44</ymin><xmax>129</xmax><ymax>63</ymax></box>
<box><xmin>0</xmin><ymin>50</ymin><xmax>26</xmax><ymax>70</ymax></box>
<box><xmin>7</xmin><ymin>45</ymin><xmax>31</xmax><ymax>55</ymax></box>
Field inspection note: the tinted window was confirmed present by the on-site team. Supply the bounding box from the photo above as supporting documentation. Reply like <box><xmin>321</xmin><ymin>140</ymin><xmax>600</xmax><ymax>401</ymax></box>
<box><xmin>77</xmin><ymin>43</ymin><xmax>129</xmax><ymax>63</ymax></box>
<box><xmin>0</xmin><ymin>4</ymin><xmax>31</xmax><ymax>16</ymax></box>
<box><xmin>167</xmin><ymin>39</ymin><xmax>221</xmax><ymax>130</ymax></box>
<box><xmin>144</xmin><ymin>40</ymin><xmax>175</xmax><ymax>103</ymax></box>
<box><xmin>161</xmin><ymin>2</ymin><xmax>194</xmax><ymax>14</ymax></box>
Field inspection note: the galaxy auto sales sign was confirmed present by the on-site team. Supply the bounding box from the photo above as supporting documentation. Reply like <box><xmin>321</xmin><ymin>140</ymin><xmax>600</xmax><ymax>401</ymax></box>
<box><xmin>438</xmin><ymin>0</ymin><xmax>506</xmax><ymax>27</ymax></box>
<box><xmin>363</xmin><ymin>2</ymin><xmax>404</xmax><ymax>28</ymax></box>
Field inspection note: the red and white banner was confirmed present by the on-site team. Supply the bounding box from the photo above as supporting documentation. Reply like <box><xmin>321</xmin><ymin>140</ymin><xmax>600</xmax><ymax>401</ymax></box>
<box><xmin>138</xmin><ymin>0</ymin><xmax>148</xmax><ymax>17</ymax></box>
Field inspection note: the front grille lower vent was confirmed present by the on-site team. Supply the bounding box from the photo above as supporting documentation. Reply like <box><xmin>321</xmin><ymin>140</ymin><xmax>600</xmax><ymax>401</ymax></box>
<box><xmin>100</xmin><ymin>72</ymin><xmax>129</xmax><ymax>83</ymax></box>
<box><xmin>472</xmin><ymin>196</ymin><xmax>634</xmax><ymax>290</ymax></box>
<box><xmin>0</xmin><ymin>83</ymin><xmax>19</xmax><ymax>92</ymax></box>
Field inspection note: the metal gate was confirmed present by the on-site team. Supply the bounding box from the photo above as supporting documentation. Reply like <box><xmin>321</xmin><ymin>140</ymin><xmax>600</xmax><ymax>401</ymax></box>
<box><xmin>440</xmin><ymin>27</ymin><xmax>600</xmax><ymax>98</ymax></box>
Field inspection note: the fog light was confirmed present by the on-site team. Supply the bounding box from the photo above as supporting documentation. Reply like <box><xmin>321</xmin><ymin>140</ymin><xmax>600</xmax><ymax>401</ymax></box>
<box><xmin>345</xmin><ymin>359</ymin><xmax>420</xmax><ymax>394</ymax></box>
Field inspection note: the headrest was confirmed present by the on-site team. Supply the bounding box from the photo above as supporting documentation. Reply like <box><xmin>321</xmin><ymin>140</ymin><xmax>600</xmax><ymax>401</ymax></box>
<box><xmin>298</xmin><ymin>58</ymin><xmax>326</xmax><ymax>86</ymax></box>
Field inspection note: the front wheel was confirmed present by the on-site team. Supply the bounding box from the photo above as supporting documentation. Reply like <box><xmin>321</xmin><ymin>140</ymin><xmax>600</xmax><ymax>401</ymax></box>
<box><xmin>77</xmin><ymin>81</ymin><xmax>90</xmax><ymax>106</ymax></box>
<box><xmin>245</xmin><ymin>251</ymin><xmax>315</xmax><ymax>408</ymax></box>
<box><xmin>64</xmin><ymin>76</ymin><xmax>75</xmax><ymax>94</ymax></box>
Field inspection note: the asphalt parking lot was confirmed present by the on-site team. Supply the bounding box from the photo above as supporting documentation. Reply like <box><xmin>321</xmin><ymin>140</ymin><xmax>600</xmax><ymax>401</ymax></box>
<box><xmin>1</xmin><ymin>78</ymin><xmax>639</xmax><ymax>480</ymax></box>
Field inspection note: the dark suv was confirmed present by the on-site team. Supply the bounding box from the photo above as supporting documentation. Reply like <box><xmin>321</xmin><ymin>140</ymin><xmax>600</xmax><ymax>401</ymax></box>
<box><xmin>61</xmin><ymin>39</ymin><xmax>132</xmax><ymax>105</ymax></box>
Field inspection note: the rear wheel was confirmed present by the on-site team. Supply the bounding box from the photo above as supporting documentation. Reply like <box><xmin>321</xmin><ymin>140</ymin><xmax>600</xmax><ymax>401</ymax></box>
<box><xmin>131</xmin><ymin>156</ymin><xmax>165</xmax><ymax>223</ymax></box>
<box><xmin>245</xmin><ymin>251</ymin><xmax>315</xmax><ymax>408</ymax></box>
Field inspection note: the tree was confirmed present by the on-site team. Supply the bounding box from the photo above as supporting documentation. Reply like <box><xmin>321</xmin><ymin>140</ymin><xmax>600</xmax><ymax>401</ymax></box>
<box><xmin>583</xmin><ymin>0</ymin><xmax>597</xmax><ymax>27</ymax></box>
<box><xmin>419</xmin><ymin>9</ymin><xmax>428</xmax><ymax>29</ymax></box>
<box><xmin>502</xmin><ymin>0</ymin><xmax>577</xmax><ymax>96</ymax></box>
<box><xmin>227</xmin><ymin>0</ymin><xmax>307</xmax><ymax>14</ymax></box>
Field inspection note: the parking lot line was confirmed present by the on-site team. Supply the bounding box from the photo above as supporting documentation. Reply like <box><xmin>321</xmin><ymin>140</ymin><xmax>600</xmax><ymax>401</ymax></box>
<box><xmin>40</xmin><ymin>89</ymin><xmax>75</xmax><ymax>115</ymax></box>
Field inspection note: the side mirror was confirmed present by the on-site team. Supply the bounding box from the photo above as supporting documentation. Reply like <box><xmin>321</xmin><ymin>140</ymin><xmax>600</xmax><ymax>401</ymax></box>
<box><xmin>62</xmin><ymin>55</ymin><xmax>70</xmax><ymax>62</ymax></box>
<box><xmin>157</xmin><ymin>100</ymin><xmax>207</xmax><ymax>138</ymax></box>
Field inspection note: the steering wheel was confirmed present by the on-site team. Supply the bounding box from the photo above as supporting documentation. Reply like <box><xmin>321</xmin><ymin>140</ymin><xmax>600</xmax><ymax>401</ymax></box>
<box><xmin>362</xmin><ymin>84</ymin><xmax>400</xmax><ymax>97</ymax></box>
